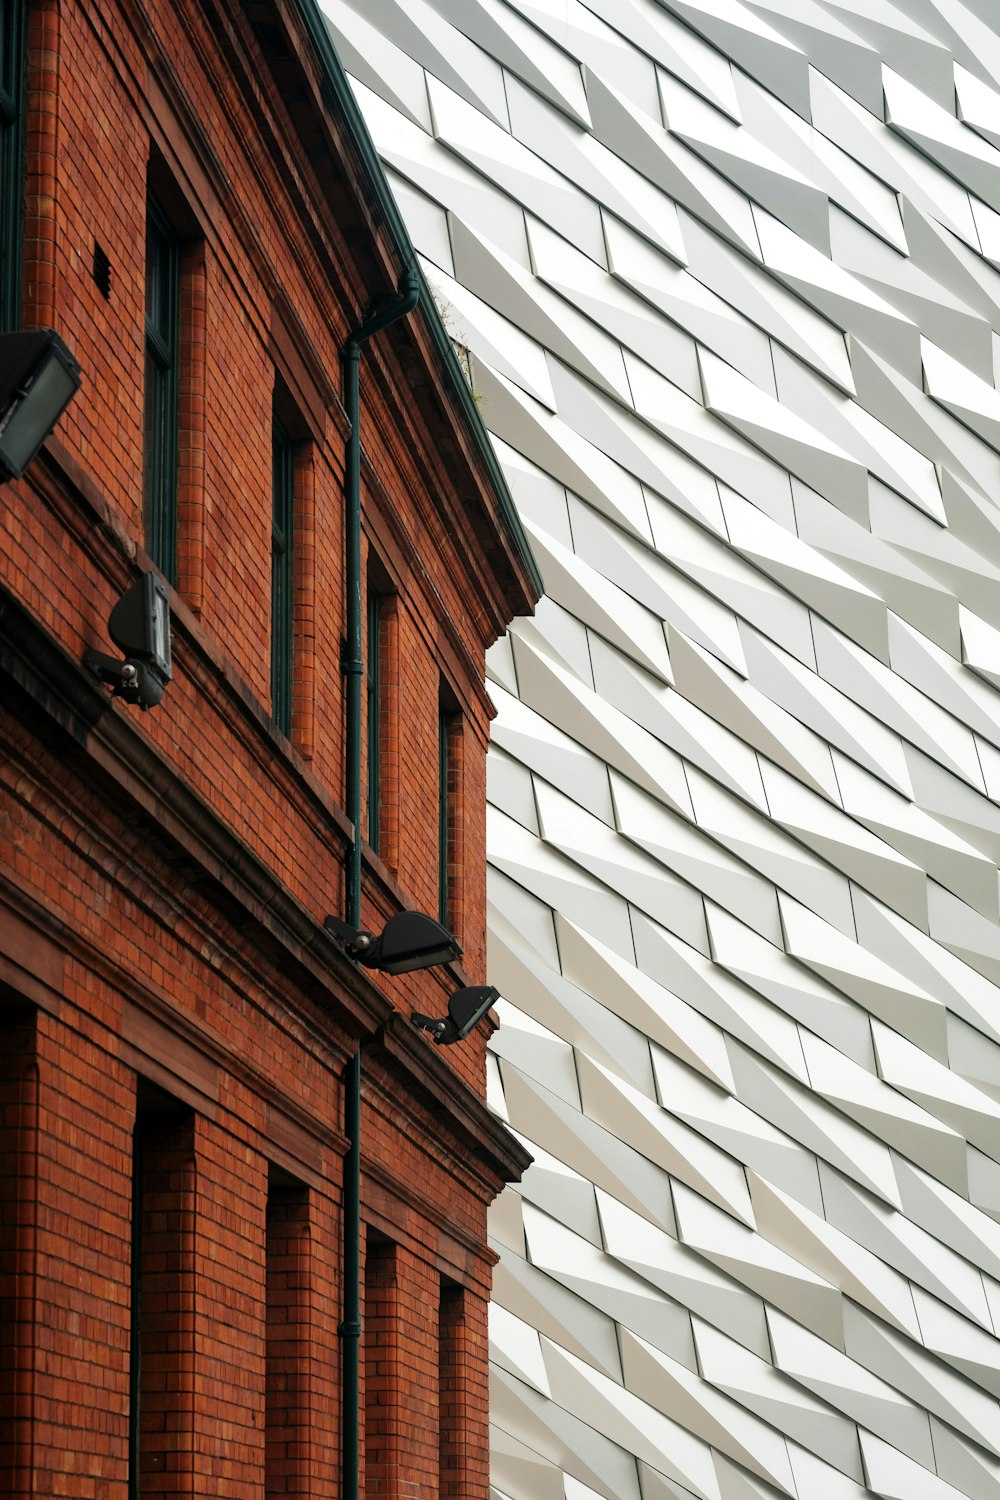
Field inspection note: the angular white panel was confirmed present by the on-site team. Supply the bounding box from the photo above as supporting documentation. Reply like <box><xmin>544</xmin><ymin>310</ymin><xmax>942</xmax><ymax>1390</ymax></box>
<box><xmin>726</xmin><ymin>1042</ymin><xmax>900</xmax><ymax>1209</ymax></box>
<box><xmin>491</xmin><ymin>1240</ymin><xmax>625</xmax><ymax>1381</ymax></box>
<box><xmin>839</xmin><ymin>1302</ymin><xmax>1000</xmax><ymax>1452</ymax></box>
<box><xmin>522</xmin><ymin>1203</ymin><xmax>697</xmax><ymax>1370</ymax></box>
<box><xmin>597</xmin><ymin>1189</ymin><xmax>770</xmax><ymax>1357</ymax></box>
<box><xmin>555</xmin><ymin>916</ymin><xmax>734</xmax><ymax>1091</ymax></box>
<box><xmin>619</xmin><ymin>1338</ymin><xmax>796</xmax><ymax>1493</ymax></box>
<box><xmin>611</xmin><ymin>772</ymin><xmax>784</xmax><ymax>945</ymax></box>
<box><xmin>874</xmin><ymin>1023</ymin><xmax>1000</xmax><ymax>1163</ymax></box>
<box><xmin>430</xmin><ymin>0</ymin><xmax>590</xmax><ymax>124</ymax></box>
<box><xmin>739</xmin><ymin>625</ymin><xmax>913</xmax><ymax>796</ymax></box>
<box><xmin>672</xmin><ymin>1181</ymin><xmax>843</xmax><ymax>1344</ymax></box>
<box><xmin>761</xmin><ymin>759</ymin><xmax>927</xmax><ymax>929</ymax></box>
<box><xmin>492</xmin><ymin>1302</ymin><xmax>553</xmax><ymax>1395</ymax></box>
<box><xmin>799</xmin><ymin>1030</ymin><xmax>968</xmax><ymax>1194</ymax></box>
<box><xmin>660</xmin><ymin>72</ymin><xmax>830</xmax><ymax>250</ymax></box>
<box><xmin>747</xmin><ymin>1173</ymin><xmax>921</xmax><ymax>1338</ymax></box>
<box><xmin>541</xmin><ymin>1339</ymin><xmax>724</xmax><ymax>1500</ymax></box>
<box><xmin>767</xmin><ymin>1309</ymin><xmax>936</xmax><ymax>1468</ymax></box>
<box><xmin>695</xmin><ymin>1318</ymin><xmax>864</xmax><ymax>1479</ymax></box>
<box><xmin>658</xmin><ymin>0</ymin><xmax>812</xmax><ymax>117</ymax></box>
<box><xmin>707</xmin><ymin>906</ymin><xmax>875</xmax><ymax>1067</ymax></box>
<box><xmin>822</xmin><ymin>1171</ymin><xmax>994</xmax><ymax>1330</ymax></box>
<box><xmin>631</xmin><ymin>911</ymin><xmax>811</xmax><ymax>1085</ymax></box>
<box><xmin>700</xmin><ymin>346</ymin><xmax>870</xmax><ymax>523</ymax></box>
<box><xmin>777</xmin><ymin>894</ymin><xmax>947</xmax><ymax>1059</ymax></box>
<box><xmin>331</xmin><ymin>6</ymin><xmax>1000</xmax><ymax>1497</ymax></box>
<box><xmin>578</xmin><ymin>1053</ymin><xmax>756</xmax><ymax>1224</ymax></box>
<box><xmin>667</xmin><ymin>630</ymin><xmax>841</xmax><ymax>801</ymax></box>
<box><xmin>860</xmin><ymin>1430</ymin><xmax>984</xmax><ymax>1500</ymax></box>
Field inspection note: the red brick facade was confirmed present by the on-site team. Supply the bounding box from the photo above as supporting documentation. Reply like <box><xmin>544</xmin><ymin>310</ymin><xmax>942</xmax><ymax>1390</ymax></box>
<box><xmin>0</xmin><ymin>0</ymin><xmax>538</xmax><ymax>1496</ymax></box>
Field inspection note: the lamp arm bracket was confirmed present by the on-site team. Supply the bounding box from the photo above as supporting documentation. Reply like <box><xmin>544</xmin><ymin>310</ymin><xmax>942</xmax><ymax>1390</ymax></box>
<box><xmin>411</xmin><ymin>1012</ymin><xmax>450</xmax><ymax>1042</ymax></box>
<box><xmin>84</xmin><ymin>648</ymin><xmax>139</xmax><ymax>693</ymax></box>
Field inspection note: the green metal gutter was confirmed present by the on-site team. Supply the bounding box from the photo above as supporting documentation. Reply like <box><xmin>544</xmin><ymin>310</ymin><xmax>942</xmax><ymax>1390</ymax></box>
<box><xmin>340</xmin><ymin>273</ymin><xmax>420</xmax><ymax>1500</ymax></box>
<box><xmin>339</xmin><ymin>269</ymin><xmax>423</xmax><ymax>1500</ymax></box>
<box><xmin>342</xmin><ymin>271</ymin><xmax>422</xmax><ymax>932</ymax></box>
<box><xmin>293</xmin><ymin>0</ymin><xmax>545</xmax><ymax>603</ymax></box>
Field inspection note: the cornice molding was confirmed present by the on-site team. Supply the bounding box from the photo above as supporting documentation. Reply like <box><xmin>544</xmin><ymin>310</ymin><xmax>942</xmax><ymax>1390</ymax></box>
<box><xmin>0</xmin><ymin>585</ymin><xmax>528</xmax><ymax>1189</ymax></box>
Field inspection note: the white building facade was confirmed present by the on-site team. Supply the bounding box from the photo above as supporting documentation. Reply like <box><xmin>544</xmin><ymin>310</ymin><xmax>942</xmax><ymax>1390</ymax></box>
<box><xmin>322</xmin><ymin>3</ymin><xmax>1000</xmax><ymax>1496</ymax></box>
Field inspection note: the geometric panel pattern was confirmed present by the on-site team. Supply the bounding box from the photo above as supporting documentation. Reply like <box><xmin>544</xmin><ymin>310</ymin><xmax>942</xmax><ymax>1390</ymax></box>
<box><xmin>320</xmin><ymin>1</ymin><xmax>1000</xmax><ymax>1494</ymax></box>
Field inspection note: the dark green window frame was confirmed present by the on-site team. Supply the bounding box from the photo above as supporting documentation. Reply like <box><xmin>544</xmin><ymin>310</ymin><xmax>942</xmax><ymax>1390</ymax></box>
<box><xmin>0</xmin><ymin>0</ymin><xmax>28</xmax><ymax>332</ymax></box>
<box><xmin>271</xmin><ymin>415</ymin><xmax>294</xmax><ymax>737</ymax></box>
<box><xmin>143</xmin><ymin>194</ymin><xmax>180</xmax><ymax>583</ymax></box>
<box><xmin>439</xmin><ymin>703</ymin><xmax>458</xmax><ymax>927</ymax></box>
<box><xmin>367</xmin><ymin>589</ymin><xmax>382</xmax><ymax>852</ymax></box>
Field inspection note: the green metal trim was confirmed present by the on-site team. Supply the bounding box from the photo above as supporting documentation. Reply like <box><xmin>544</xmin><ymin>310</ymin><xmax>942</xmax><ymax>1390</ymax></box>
<box><xmin>341</xmin><ymin>271</ymin><xmax>420</xmax><ymax>1500</ymax></box>
<box><xmin>292</xmin><ymin>0</ymin><xmax>543</xmax><ymax>603</ymax></box>
<box><xmin>271</xmin><ymin>416</ymin><xmax>295</xmax><ymax>737</ymax></box>
<box><xmin>0</xmin><ymin>0</ymin><xmax>28</xmax><ymax>333</ymax></box>
<box><xmin>343</xmin><ymin>270</ymin><xmax>421</xmax><ymax>931</ymax></box>
<box><xmin>366</xmin><ymin>589</ymin><xmax>381</xmax><ymax>855</ymax></box>
<box><xmin>438</xmin><ymin>704</ymin><xmax>450</xmax><ymax>927</ymax></box>
<box><xmin>143</xmin><ymin>194</ymin><xmax>181</xmax><ymax>585</ymax></box>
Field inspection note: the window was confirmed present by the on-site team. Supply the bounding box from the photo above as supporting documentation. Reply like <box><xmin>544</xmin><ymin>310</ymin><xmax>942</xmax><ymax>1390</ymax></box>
<box><xmin>438</xmin><ymin>690</ymin><xmax>461</xmax><ymax>930</ymax></box>
<box><xmin>0</xmin><ymin>1006</ymin><xmax>36</xmax><ymax>1491</ymax></box>
<box><xmin>271</xmin><ymin>415</ymin><xmax>294</xmax><ymax>736</ymax></box>
<box><xmin>365</xmin><ymin>563</ymin><xmax>397</xmax><ymax>865</ymax></box>
<box><xmin>143</xmin><ymin>193</ymin><xmax>181</xmax><ymax>582</ymax></box>
<box><xmin>363</xmin><ymin>1232</ymin><xmax>399</xmax><ymax>1494</ymax></box>
<box><xmin>130</xmin><ymin>1084</ymin><xmax>193</xmax><ymax>1500</ymax></box>
<box><xmin>0</xmin><ymin>0</ymin><xmax>27</xmax><ymax>331</ymax></box>
<box><xmin>366</xmin><ymin>590</ymin><xmax>382</xmax><ymax>852</ymax></box>
<box><xmin>439</xmin><ymin>1279</ymin><xmax>466</xmax><ymax>1498</ymax></box>
<box><xmin>265</xmin><ymin>1166</ymin><xmax>309</xmax><ymax>1500</ymax></box>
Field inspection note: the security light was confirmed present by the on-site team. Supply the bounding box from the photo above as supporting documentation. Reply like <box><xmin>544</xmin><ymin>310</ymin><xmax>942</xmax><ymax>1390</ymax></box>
<box><xmin>84</xmin><ymin>572</ymin><xmax>173</xmax><ymax>709</ymax></box>
<box><xmin>412</xmin><ymin>985</ymin><xmax>499</xmax><ymax>1045</ymax></box>
<box><xmin>0</xmin><ymin>329</ymin><xmax>82</xmax><ymax>479</ymax></box>
<box><xmin>324</xmin><ymin>909</ymin><xmax>462</xmax><ymax>974</ymax></box>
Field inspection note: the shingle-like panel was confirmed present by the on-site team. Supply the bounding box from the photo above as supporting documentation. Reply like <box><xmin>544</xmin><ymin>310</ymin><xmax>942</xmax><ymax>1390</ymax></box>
<box><xmin>321</xmin><ymin>2</ymin><xmax>1000</xmax><ymax>1494</ymax></box>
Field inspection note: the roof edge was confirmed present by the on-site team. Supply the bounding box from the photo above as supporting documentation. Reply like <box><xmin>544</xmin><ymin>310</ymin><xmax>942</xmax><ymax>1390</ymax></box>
<box><xmin>293</xmin><ymin>0</ymin><xmax>544</xmax><ymax>605</ymax></box>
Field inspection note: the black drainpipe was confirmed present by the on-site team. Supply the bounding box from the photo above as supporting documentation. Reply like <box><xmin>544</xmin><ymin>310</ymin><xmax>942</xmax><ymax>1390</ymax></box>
<box><xmin>341</xmin><ymin>267</ymin><xmax>420</xmax><ymax>1500</ymax></box>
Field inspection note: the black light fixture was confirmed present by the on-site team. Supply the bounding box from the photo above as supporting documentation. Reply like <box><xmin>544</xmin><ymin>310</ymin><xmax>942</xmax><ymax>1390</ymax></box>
<box><xmin>412</xmin><ymin>985</ymin><xmax>499</xmax><ymax>1045</ymax></box>
<box><xmin>84</xmin><ymin>571</ymin><xmax>173</xmax><ymax>709</ymax></box>
<box><xmin>0</xmin><ymin>329</ymin><xmax>82</xmax><ymax>479</ymax></box>
<box><xmin>325</xmin><ymin>908</ymin><xmax>462</xmax><ymax>974</ymax></box>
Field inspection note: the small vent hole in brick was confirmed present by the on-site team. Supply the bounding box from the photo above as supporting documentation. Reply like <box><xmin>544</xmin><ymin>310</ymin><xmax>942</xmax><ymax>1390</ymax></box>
<box><xmin>92</xmin><ymin>242</ymin><xmax>111</xmax><ymax>299</ymax></box>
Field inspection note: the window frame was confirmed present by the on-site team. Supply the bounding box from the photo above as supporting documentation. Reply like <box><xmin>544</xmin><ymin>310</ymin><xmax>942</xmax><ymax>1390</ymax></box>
<box><xmin>366</xmin><ymin>588</ymin><xmax>382</xmax><ymax>853</ymax></box>
<box><xmin>271</xmin><ymin>413</ymin><xmax>295</xmax><ymax>737</ymax></box>
<box><xmin>0</xmin><ymin>0</ymin><xmax>28</xmax><ymax>332</ymax></box>
<box><xmin>143</xmin><ymin>192</ymin><xmax>181</xmax><ymax>583</ymax></box>
<box><xmin>130</xmin><ymin>1086</ymin><xmax>194</xmax><ymax>1500</ymax></box>
<box><xmin>364</xmin><ymin>559</ymin><xmax>397</xmax><ymax>867</ymax></box>
<box><xmin>438</xmin><ymin>695</ymin><xmax>461</xmax><ymax>930</ymax></box>
<box><xmin>265</xmin><ymin>1165</ymin><xmax>310</xmax><ymax>1500</ymax></box>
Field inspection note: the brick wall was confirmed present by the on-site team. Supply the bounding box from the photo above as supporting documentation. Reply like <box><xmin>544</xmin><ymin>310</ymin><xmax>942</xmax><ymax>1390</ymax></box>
<box><xmin>0</xmin><ymin>0</ymin><xmax>533</xmax><ymax>1491</ymax></box>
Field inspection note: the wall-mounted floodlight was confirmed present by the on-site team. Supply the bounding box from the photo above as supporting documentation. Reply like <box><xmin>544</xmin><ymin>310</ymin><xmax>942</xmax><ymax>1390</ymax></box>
<box><xmin>325</xmin><ymin>909</ymin><xmax>462</xmax><ymax>975</ymax></box>
<box><xmin>0</xmin><ymin>329</ymin><xmax>82</xmax><ymax>479</ymax></box>
<box><xmin>412</xmin><ymin>985</ymin><xmax>499</xmax><ymax>1045</ymax></box>
<box><xmin>84</xmin><ymin>572</ymin><xmax>172</xmax><ymax>709</ymax></box>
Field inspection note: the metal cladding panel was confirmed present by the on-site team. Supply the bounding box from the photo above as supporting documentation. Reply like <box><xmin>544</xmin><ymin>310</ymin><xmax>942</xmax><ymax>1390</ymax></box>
<box><xmin>321</xmin><ymin>2</ymin><xmax>1000</xmax><ymax>1495</ymax></box>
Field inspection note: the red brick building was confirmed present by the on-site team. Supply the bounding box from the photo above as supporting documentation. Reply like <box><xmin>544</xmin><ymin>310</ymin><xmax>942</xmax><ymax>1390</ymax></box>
<box><xmin>0</xmin><ymin>0</ymin><xmax>539</xmax><ymax>1496</ymax></box>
